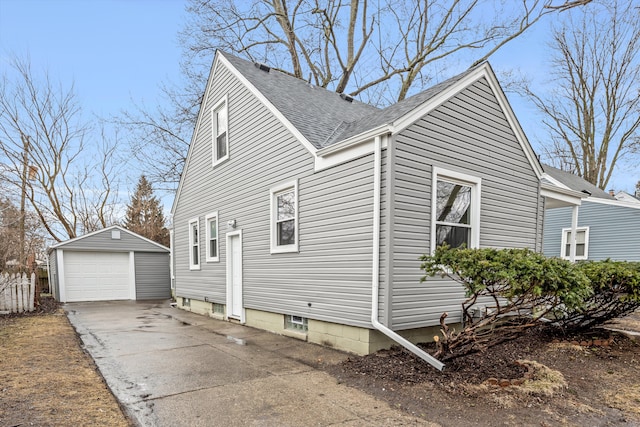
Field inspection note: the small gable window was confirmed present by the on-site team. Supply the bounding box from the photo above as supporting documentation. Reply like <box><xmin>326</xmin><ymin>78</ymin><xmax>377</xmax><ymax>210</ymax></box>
<box><xmin>561</xmin><ymin>227</ymin><xmax>589</xmax><ymax>260</ymax></box>
<box><xmin>189</xmin><ymin>218</ymin><xmax>200</xmax><ymax>270</ymax></box>
<box><xmin>205</xmin><ymin>212</ymin><xmax>219</xmax><ymax>262</ymax></box>
<box><xmin>270</xmin><ymin>179</ymin><xmax>298</xmax><ymax>254</ymax></box>
<box><xmin>212</xmin><ymin>96</ymin><xmax>229</xmax><ymax>166</ymax></box>
<box><xmin>431</xmin><ymin>167</ymin><xmax>481</xmax><ymax>252</ymax></box>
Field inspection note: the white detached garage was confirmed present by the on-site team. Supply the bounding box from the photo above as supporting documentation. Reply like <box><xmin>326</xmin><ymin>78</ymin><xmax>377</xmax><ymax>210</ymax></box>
<box><xmin>48</xmin><ymin>226</ymin><xmax>170</xmax><ymax>302</ymax></box>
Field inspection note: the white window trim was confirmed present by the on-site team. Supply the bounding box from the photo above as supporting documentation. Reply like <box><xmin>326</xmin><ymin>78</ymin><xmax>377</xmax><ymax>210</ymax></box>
<box><xmin>270</xmin><ymin>179</ymin><xmax>299</xmax><ymax>254</ymax></box>
<box><xmin>211</xmin><ymin>95</ymin><xmax>229</xmax><ymax>167</ymax></box>
<box><xmin>188</xmin><ymin>217</ymin><xmax>200</xmax><ymax>270</ymax></box>
<box><xmin>205</xmin><ymin>211</ymin><xmax>219</xmax><ymax>262</ymax></box>
<box><xmin>560</xmin><ymin>226</ymin><xmax>589</xmax><ymax>260</ymax></box>
<box><xmin>430</xmin><ymin>167</ymin><xmax>481</xmax><ymax>254</ymax></box>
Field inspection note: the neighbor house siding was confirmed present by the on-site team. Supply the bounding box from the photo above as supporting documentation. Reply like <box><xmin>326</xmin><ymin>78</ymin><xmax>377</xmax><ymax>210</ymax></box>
<box><xmin>135</xmin><ymin>252</ymin><xmax>171</xmax><ymax>299</ymax></box>
<box><xmin>58</xmin><ymin>229</ymin><xmax>166</xmax><ymax>252</ymax></box>
<box><xmin>173</xmin><ymin>62</ymin><xmax>385</xmax><ymax>328</ymax></box>
<box><xmin>390</xmin><ymin>77</ymin><xmax>541</xmax><ymax>330</ymax></box>
<box><xmin>543</xmin><ymin>201</ymin><xmax>640</xmax><ymax>261</ymax></box>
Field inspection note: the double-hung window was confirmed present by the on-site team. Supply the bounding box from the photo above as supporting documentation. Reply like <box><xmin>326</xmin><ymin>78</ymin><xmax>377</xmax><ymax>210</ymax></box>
<box><xmin>212</xmin><ymin>96</ymin><xmax>229</xmax><ymax>166</ymax></box>
<box><xmin>270</xmin><ymin>179</ymin><xmax>298</xmax><ymax>253</ymax></box>
<box><xmin>431</xmin><ymin>167</ymin><xmax>481</xmax><ymax>252</ymax></box>
<box><xmin>561</xmin><ymin>227</ymin><xmax>589</xmax><ymax>260</ymax></box>
<box><xmin>188</xmin><ymin>218</ymin><xmax>200</xmax><ymax>270</ymax></box>
<box><xmin>205</xmin><ymin>212</ymin><xmax>219</xmax><ymax>262</ymax></box>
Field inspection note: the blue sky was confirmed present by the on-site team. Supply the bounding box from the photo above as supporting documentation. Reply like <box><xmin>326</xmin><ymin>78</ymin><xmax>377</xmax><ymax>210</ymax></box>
<box><xmin>1</xmin><ymin>0</ymin><xmax>637</xmax><ymax>198</ymax></box>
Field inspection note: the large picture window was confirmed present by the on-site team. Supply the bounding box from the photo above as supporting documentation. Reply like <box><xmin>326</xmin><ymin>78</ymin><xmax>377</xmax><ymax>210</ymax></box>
<box><xmin>212</xmin><ymin>96</ymin><xmax>229</xmax><ymax>166</ymax></box>
<box><xmin>188</xmin><ymin>218</ymin><xmax>200</xmax><ymax>270</ymax></box>
<box><xmin>270</xmin><ymin>179</ymin><xmax>298</xmax><ymax>253</ymax></box>
<box><xmin>561</xmin><ymin>227</ymin><xmax>589</xmax><ymax>260</ymax></box>
<box><xmin>205</xmin><ymin>212</ymin><xmax>219</xmax><ymax>262</ymax></box>
<box><xmin>431</xmin><ymin>167</ymin><xmax>481</xmax><ymax>252</ymax></box>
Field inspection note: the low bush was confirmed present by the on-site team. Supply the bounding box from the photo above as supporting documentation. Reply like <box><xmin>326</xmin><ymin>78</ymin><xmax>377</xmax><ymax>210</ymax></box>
<box><xmin>558</xmin><ymin>260</ymin><xmax>640</xmax><ymax>330</ymax></box>
<box><xmin>419</xmin><ymin>246</ymin><xmax>591</xmax><ymax>359</ymax></box>
<box><xmin>419</xmin><ymin>247</ymin><xmax>640</xmax><ymax>360</ymax></box>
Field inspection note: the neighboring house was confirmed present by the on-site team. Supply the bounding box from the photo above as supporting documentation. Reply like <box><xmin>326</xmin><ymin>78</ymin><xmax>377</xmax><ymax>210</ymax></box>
<box><xmin>48</xmin><ymin>225</ymin><xmax>171</xmax><ymax>302</ymax></box>
<box><xmin>614</xmin><ymin>190</ymin><xmax>640</xmax><ymax>205</ymax></box>
<box><xmin>543</xmin><ymin>165</ymin><xmax>640</xmax><ymax>262</ymax></box>
<box><xmin>171</xmin><ymin>51</ymin><xmax>573</xmax><ymax>367</ymax></box>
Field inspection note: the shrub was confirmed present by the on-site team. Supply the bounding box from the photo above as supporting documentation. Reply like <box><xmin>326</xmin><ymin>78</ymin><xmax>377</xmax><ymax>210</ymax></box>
<box><xmin>558</xmin><ymin>260</ymin><xmax>640</xmax><ymax>330</ymax></box>
<box><xmin>419</xmin><ymin>246</ymin><xmax>591</xmax><ymax>359</ymax></box>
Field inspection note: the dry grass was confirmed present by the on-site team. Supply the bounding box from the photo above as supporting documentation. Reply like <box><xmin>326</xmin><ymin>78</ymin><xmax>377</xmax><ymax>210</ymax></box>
<box><xmin>604</xmin><ymin>384</ymin><xmax>640</xmax><ymax>416</ymax></box>
<box><xmin>516</xmin><ymin>360</ymin><xmax>567</xmax><ymax>397</ymax></box>
<box><xmin>0</xmin><ymin>311</ymin><xmax>131</xmax><ymax>426</ymax></box>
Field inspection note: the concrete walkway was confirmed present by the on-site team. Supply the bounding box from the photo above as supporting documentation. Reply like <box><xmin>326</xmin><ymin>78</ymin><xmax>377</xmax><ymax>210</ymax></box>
<box><xmin>65</xmin><ymin>300</ymin><xmax>435</xmax><ymax>427</ymax></box>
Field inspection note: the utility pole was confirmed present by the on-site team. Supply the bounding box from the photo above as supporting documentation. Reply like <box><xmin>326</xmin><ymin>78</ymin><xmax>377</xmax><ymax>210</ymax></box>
<box><xmin>19</xmin><ymin>133</ymin><xmax>29</xmax><ymax>271</ymax></box>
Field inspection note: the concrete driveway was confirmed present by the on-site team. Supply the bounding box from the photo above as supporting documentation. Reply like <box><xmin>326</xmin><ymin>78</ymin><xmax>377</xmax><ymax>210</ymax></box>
<box><xmin>65</xmin><ymin>300</ymin><xmax>434</xmax><ymax>427</ymax></box>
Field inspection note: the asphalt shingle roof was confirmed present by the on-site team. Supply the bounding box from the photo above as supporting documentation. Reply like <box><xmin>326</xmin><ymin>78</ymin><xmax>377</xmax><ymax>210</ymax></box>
<box><xmin>223</xmin><ymin>52</ymin><xmax>484</xmax><ymax>149</ymax></box>
<box><xmin>542</xmin><ymin>164</ymin><xmax>614</xmax><ymax>200</ymax></box>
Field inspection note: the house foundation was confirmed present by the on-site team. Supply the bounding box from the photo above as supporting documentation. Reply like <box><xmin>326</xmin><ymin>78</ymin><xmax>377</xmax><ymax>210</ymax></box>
<box><xmin>175</xmin><ymin>297</ymin><xmax>448</xmax><ymax>355</ymax></box>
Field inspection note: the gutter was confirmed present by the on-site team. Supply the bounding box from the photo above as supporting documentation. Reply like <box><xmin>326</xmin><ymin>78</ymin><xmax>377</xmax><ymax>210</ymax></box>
<box><xmin>371</xmin><ymin>135</ymin><xmax>445</xmax><ymax>371</ymax></box>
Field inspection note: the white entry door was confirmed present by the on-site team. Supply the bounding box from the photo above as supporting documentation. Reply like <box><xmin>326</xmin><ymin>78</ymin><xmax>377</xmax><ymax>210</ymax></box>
<box><xmin>226</xmin><ymin>231</ymin><xmax>243</xmax><ymax>320</ymax></box>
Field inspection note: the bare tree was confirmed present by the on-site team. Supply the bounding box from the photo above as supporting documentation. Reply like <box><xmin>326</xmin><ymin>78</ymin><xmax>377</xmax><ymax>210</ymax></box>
<box><xmin>118</xmin><ymin>0</ymin><xmax>591</xmax><ymax>188</ymax></box>
<box><xmin>0</xmin><ymin>196</ymin><xmax>45</xmax><ymax>270</ymax></box>
<box><xmin>0</xmin><ymin>56</ymin><xmax>122</xmax><ymax>242</ymax></box>
<box><xmin>525</xmin><ymin>0</ymin><xmax>640</xmax><ymax>189</ymax></box>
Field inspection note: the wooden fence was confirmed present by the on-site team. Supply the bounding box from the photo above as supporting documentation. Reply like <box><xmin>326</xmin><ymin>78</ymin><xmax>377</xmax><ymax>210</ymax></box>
<box><xmin>0</xmin><ymin>272</ymin><xmax>36</xmax><ymax>314</ymax></box>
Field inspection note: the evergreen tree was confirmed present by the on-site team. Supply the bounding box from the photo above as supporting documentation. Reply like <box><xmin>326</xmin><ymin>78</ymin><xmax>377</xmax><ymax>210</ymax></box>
<box><xmin>123</xmin><ymin>176</ymin><xmax>169</xmax><ymax>246</ymax></box>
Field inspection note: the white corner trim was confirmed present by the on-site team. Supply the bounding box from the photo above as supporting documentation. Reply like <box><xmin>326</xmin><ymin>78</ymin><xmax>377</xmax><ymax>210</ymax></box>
<box><xmin>56</xmin><ymin>249</ymin><xmax>66</xmax><ymax>303</ymax></box>
<box><xmin>129</xmin><ymin>252</ymin><xmax>136</xmax><ymax>300</ymax></box>
<box><xmin>269</xmin><ymin>179</ymin><xmax>299</xmax><ymax>254</ymax></box>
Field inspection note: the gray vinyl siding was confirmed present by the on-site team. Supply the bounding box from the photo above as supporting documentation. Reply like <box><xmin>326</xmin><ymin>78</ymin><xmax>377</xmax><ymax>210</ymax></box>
<box><xmin>135</xmin><ymin>252</ymin><xmax>171</xmax><ymax>299</ymax></box>
<box><xmin>173</xmin><ymin>62</ymin><xmax>382</xmax><ymax>328</ymax></box>
<box><xmin>543</xmin><ymin>201</ymin><xmax>640</xmax><ymax>261</ymax></box>
<box><xmin>55</xmin><ymin>229</ymin><xmax>168</xmax><ymax>253</ymax></box>
<box><xmin>390</xmin><ymin>77</ymin><xmax>542</xmax><ymax>330</ymax></box>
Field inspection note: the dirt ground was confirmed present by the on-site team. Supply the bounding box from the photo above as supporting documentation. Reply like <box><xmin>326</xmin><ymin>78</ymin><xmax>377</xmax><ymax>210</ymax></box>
<box><xmin>1</xmin><ymin>298</ymin><xmax>638</xmax><ymax>427</ymax></box>
<box><xmin>0</xmin><ymin>298</ymin><xmax>132</xmax><ymax>427</ymax></box>
<box><xmin>327</xmin><ymin>312</ymin><xmax>640</xmax><ymax>427</ymax></box>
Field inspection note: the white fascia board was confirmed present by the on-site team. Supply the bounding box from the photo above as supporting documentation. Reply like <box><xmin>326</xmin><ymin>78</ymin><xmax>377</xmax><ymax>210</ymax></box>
<box><xmin>541</xmin><ymin>173</ymin><xmax>572</xmax><ymax>191</ymax></box>
<box><xmin>315</xmin><ymin>126</ymin><xmax>390</xmax><ymax>171</ymax></box>
<box><xmin>217</xmin><ymin>53</ymin><xmax>318</xmax><ymax>157</ymax></box>
<box><xmin>50</xmin><ymin>225</ymin><xmax>169</xmax><ymax>252</ymax></box>
<box><xmin>391</xmin><ymin>63</ymin><xmax>543</xmax><ymax>179</ymax></box>
<box><xmin>585</xmin><ymin>197</ymin><xmax>640</xmax><ymax>209</ymax></box>
<box><xmin>540</xmin><ymin>182</ymin><xmax>584</xmax><ymax>207</ymax></box>
<box><xmin>316</xmin><ymin>63</ymin><xmax>545</xmax><ymax>180</ymax></box>
<box><xmin>171</xmin><ymin>52</ymin><xmax>220</xmax><ymax>216</ymax></box>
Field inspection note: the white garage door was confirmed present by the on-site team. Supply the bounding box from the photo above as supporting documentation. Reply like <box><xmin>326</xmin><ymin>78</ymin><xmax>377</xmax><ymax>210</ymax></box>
<box><xmin>63</xmin><ymin>251</ymin><xmax>131</xmax><ymax>302</ymax></box>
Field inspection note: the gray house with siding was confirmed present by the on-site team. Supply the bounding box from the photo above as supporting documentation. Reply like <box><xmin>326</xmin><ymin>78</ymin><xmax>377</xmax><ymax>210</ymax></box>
<box><xmin>543</xmin><ymin>166</ymin><xmax>640</xmax><ymax>262</ymax></box>
<box><xmin>171</xmin><ymin>51</ymin><xmax>567</xmax><ymax>363</ymax></box>
<box><xmin>49</xmin><ymin>225</ymin><xmax>171</xmax><ymax>302</ymax></box>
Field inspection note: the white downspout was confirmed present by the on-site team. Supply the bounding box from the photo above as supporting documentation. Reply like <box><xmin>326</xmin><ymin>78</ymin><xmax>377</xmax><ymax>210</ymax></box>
<box><xmin>371</xmin><ymin>135</ymin><xmax>445</xmax><ymax>371</ymax></box>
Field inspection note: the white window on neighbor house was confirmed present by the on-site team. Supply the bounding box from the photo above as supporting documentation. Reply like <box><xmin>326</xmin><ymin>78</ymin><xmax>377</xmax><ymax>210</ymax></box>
<box><xmin>285</xmin><ymin>315</ymin><xmax>308</xmax><ymax>332</ymax></box>
<box><xmin>205</xmin><ymin>212</ymin><xmax>219</xmax><ymax>262</ymax></box>
<box><xmin>431</xmin><ymin>167</ymin><xmax>481</xmax><ymax>252</ymax></box>
<box><xmin>188</xmin><ymin>218</ymin><xmax>200</xmax><ymax>270</ymax></box>
<box><xmin>212</xmin><ymin>96</ymin><xmax>229</xmax><ymax>166</ymax></box>
<box><xmin>561</xmin><ymin>226</ymin><xmax>589</xmax><ymax>260</ymax></box>
<box><xmin>270</xmin><ymin>179</ymin><xmax>298</xmax><ymax>254</ymax></box>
